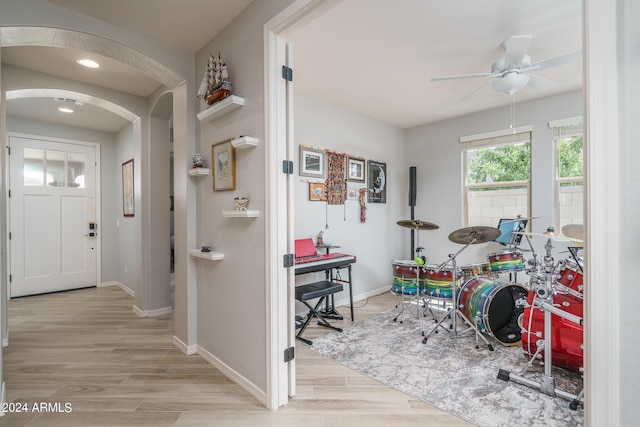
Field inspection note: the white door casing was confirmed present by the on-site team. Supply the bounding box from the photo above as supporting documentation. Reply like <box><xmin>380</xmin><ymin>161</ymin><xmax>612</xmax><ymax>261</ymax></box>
<box><xmin>8</xmin><ymin>134</ymin><xmax>99</xmax><ymax>297</ymax></box>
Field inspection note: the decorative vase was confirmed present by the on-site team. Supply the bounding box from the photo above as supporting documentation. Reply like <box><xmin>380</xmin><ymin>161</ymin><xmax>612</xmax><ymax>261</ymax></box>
<box><xmin>234</xmin><ymin>197</ymin><xmax>249</xmax><ymax>211</ymax></box>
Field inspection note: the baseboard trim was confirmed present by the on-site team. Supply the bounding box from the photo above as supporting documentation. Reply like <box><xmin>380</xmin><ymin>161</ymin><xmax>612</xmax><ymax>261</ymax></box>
<box><xmin>197</xmin><ymin>345</ymin><xmax>266</xmax><ymax>406</ymax></box>
<box><xmin>0</xmin><ymin>382</ymin><xmax>5</xmax><ymax>417</ymax></box>
<box><xmin>172</xmin><ymin>336</ymin><xmax>197</xmax><ymax>355</ymax></box>
<box><xmin>100</xmin><ymin>281</ymin><xmax>135</xmax><ymax>297</ymax></box>
<box><xmin>133</xmin><ymin>305</ymin><xmax>172</xmax><ymax>318</ymax></box>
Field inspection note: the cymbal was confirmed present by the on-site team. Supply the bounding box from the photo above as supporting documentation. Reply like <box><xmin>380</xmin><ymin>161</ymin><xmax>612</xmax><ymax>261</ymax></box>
<box><xmin>396</xmin><ymin>219</ymin><xmax>439</xmax><ymax>230</ymax></box>
<box><xmin>562</xmin><ymin>224</ymin><xmax>584</xmax><ymax>241</ymax></box>
<box><xmin>448</xmin><ymin>226</ymin><xmax>501</xmax><ymax>244</ymax></box>
<box><xmin>516</xmin><ymin>229</ymin><xmax>571</xmax><ymax>241</ymax></box>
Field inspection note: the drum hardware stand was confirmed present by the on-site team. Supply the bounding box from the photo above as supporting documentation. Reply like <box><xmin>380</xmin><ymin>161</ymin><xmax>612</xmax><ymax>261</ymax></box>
<box><xmin>497</xmin><ymin>237</ymin><xmax>584</xmax><ymax>409</ymax></box>
<box><xmin>422</xmin><ymin>234</ymin><xmax>494</xmax><ymax>351</ymax></box>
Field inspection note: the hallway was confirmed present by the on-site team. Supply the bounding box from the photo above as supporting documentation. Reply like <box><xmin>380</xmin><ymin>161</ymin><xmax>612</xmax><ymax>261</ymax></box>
<box><xmin>1</xmin><ymin>286</ymin><xmax>467</xmax><ymax>426</ymax></box>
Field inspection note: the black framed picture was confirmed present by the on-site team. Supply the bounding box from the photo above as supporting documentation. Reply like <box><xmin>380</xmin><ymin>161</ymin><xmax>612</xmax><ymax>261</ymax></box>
<box><xmin>347</xmin><ymin>156</ymin><xmax>365</xmax><ymax>182</ymax></box>
<box><xmin>367</xmin><ymin>160</ymin><xmax>386</xmax><ymax>203</ymax></box>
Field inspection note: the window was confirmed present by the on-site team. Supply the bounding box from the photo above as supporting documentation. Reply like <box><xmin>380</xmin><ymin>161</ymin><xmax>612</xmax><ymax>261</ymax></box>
<box><xmin>461</xmin><ymin>128</ymin><xmax>532</xmax><ymax>227</ymax></box>
<box><xmin>551</xmin><ymin>117</ymin><xmax>583</xmax><ymax>230</ymax></box>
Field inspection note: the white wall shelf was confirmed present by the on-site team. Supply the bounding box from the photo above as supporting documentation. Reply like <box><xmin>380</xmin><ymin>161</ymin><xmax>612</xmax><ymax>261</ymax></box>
<box><xmin>231</xmin><ymin>136</ymin><xmax>258</xmax><ymax>149</ymax></box>
<box><xmin>188</xmin><ymin>168</ymin><xmax>210</xmax><ymax>176</ymax></box>
<box><xmin>222</xmin><ymin>210</ymin><xmax>260</xmax><ymax>218</ymax></box>
<box><xmin>197</xmin><ymin>95</ymin><xmax>245</xmax><ymax>122</ymax></box>
<box><xmin>189</xmin><ymin>249</ymin><xmax>224</xmax><ymax>261</ymax></box>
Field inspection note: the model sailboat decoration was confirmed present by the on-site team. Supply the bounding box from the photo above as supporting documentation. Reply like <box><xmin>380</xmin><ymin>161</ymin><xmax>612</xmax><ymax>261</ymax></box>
<box><xmin>197</xmin><ymin>52</ymin><xmax>232</xmax><ymax>105</ymax></box>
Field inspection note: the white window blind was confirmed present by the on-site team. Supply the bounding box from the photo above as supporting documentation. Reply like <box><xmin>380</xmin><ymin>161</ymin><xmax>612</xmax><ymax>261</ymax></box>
<box><xmin>460</xmin><ymin>125</ymin><xmax>532</xmax><ymax>150</ymax></box>
<box><xmin>549</xmin><ymin>116</ymin><xmax>583</xmax><ymax>138</ymax></box>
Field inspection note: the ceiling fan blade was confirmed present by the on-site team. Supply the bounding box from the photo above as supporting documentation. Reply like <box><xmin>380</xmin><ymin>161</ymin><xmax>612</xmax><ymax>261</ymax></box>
<box><xmin>523</xmin><ymin>50</ymin><xmax>582</xmax><ymax>72</ymax></box>
<box><xmin>526</xmin><ymin>73</ymin><xmax>557</xmax><ymax>91</ymax></box>
<box><xmin>431</xmin><ymin>72</ymin><xmax>495</xmax><ymax>82</ymax></box>
<box><xmin>459</xmin><ymin>80</ymin><xmax>495</xmax><ymax>101</ymax></box>
<box><xmin>503</xmin><ymin>35</ymin><xmax>532</xmax><ymax>67</ymax></box>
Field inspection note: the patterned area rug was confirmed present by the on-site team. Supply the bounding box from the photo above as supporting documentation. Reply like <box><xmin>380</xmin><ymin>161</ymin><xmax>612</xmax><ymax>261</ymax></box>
<box><xmin>309</xmin><ymin>305</ymin><xmax>584</xmax><ymax>427</ymax></box>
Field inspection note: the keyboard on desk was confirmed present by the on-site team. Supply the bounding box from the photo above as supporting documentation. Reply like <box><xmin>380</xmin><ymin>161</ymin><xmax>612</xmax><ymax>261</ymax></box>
<box><xmin>294</xmin><ymin>252</ymin><xmax>356</xmax><ymax>274</ymax></box>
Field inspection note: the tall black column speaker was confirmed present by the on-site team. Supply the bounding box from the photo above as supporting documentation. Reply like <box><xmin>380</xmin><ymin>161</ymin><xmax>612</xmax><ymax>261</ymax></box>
<box><xmin>409</xmin><ymin>167</ymin><xmax>417</xmax><ymax>207</ymax></box>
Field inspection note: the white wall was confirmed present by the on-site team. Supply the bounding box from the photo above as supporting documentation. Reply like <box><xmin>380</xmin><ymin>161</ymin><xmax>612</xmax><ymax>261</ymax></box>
<box><xmin>5</xmin><ymin>116</ymin><xmax>120</xmax><ymax>282</ymax></box>
<box><xmin>404</xmin><ymin>90</ymin><xmax>583</xmax><ymax>267</ymax></box>
<box><xmin>294</xmin><ymin>92</ymin><xmax>406</xmax><ymax>307</ymax></box>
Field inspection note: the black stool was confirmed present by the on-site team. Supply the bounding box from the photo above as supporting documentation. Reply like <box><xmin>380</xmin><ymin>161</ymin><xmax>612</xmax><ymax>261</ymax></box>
<box><xmin>295</xmin><ymin>281</ymin><xmax>344</xmax><ymax>345</ymax></box>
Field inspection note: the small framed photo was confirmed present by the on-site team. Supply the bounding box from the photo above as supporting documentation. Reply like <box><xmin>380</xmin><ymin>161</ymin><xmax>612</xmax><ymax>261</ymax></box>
<box><xmin>299</xmin><ymin>146</ymin><xmax>326</xmax><ymax>179</ymax></box>
<box><xmin>347</xmin><ymin>186</ymin><xmax>359</xmax><ymax>200</ymax></box>
<box><xmin>309</xmin><ymin>182</ymin><xmax>327</xmax><ymax>201</ymax></box>
<box><xmin>347</xmin><ymin>157</ymin><xmax>365</xmax><ymax>182</ymax></box>
<box><xmin>212</xmin><ymin>138</ymin><xmax>235</xmax><ymax>191</ymax></box>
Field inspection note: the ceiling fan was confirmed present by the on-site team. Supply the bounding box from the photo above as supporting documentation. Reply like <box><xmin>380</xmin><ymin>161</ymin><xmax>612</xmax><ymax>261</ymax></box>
<box><xmin>431</xmin><ymin>35</ymin><xmax>581</xmax><ymax>99</ymax></box>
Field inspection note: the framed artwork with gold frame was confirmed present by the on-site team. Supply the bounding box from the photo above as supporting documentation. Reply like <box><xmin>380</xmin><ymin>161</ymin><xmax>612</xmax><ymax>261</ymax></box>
<box><xmin>212</xmin><ymin>138</ymin><xmax>235</xmax><ymax>191</ymax></box>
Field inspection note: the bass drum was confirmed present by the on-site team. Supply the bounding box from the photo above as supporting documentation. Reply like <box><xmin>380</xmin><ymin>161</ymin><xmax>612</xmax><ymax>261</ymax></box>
<box><xmin>520</xmin><ymin>290</ymin><xmax>584</xmax><ymax>372</ymax></box>
<box><xmin>458</xmin><ymin>277</ymin><xmax>528</xmax><ymax>346</ymax></box>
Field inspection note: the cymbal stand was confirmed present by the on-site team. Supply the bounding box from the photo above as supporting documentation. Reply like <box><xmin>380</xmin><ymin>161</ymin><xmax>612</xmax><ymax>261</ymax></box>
<box><xmin>422</xmin><ymin>235</ymin><xmax>494</xmax><ymax>351</ymax></box>
<box><xmin>497</xmin><ymin>237</ymin><xmax>584</xmax><ymax>408</ymax></box>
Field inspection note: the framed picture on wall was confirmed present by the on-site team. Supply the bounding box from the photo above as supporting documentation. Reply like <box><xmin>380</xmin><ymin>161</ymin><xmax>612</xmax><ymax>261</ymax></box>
<box><xmin>212</xmin><ymin>138</ymin><xmax>236</xmax><ymax>191</ymax></box>
<box><xmin>122</xmin><ymin>158</ymin><xmax>135</xmax><ymax>217</ymax></box>
<box><xmin>309</xmin><ymin>182</ymin><xmax>327</xmax><ymax>201</ymax></box>
<box><xmin>299</xmin><ymin>145</ymin><xmax>326</xmax><ymax>178</ymax></box>
<box><xmin>367</xmin><ymin>160</ymin><xmax>387</xmax><ymax>203</ymax></box>
<box><xmin>347</xmin><ymin>157</ymin><xmax>365</xmax><ymax>182</ymax></box>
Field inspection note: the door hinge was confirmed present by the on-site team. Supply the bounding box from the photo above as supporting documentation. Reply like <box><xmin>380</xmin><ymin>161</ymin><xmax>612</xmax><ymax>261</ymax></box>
<box><xmin>283</xmin><ymin>253</ymin><xmax>294</xmax><ymax>268</ymax></box>
<box><xmin>9</xmin><ymin>274</ymin><xmax>11</xmax><ymax>283</ymax></box>
<box><xmin>6</xmin><ymin>146</ymin><xmax>10</xmax><ymax>155</ymax></box>
<box><xmin>284</xmin><ymin>346</ymin><xmax>295</xmax><ymax>363</ymax></box>
<box><xmin>8</xmin><ymin>232</ymin><xmax>11</xmax><ymax>240</ymax></box>
<box><xmin>282</xmin><ymin>65</ymin><xmax>293</xmax><ymax>82</ymax></box>
<box><xmin>282</xmin><ymin>160</ymin><xmax>293</xmax><ymax>174</ymax></box>
<box><xmin>8</xmin><ymin>190</ymin><xmax>10</xmax><ymax>198</ymax></box>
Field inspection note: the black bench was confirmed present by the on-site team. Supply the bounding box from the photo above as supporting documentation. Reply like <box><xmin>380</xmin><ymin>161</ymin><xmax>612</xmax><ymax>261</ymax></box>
<box><xmin>295</xmin><ymin>281</ymin><xmax>344</xmax><ymax>345</ymax></box>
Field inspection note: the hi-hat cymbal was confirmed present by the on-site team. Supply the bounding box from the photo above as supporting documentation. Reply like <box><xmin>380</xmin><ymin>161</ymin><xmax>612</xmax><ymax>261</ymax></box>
<box><xmin>448</xmin><ymin>226</ymin><xmax>501</xmax><ymax>244</ymax></box>
<box><xmin>562</xmin><ymin>224</ymin><xmax>584</xmax><ymax>241</ymax></box>
<box><xmin>396</xmin><ymin>219</ymin><xmax>439</xmax><ymax>230</ymax></box>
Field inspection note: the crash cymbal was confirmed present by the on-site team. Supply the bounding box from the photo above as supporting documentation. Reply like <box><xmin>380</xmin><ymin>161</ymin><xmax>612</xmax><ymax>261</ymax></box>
<box><xmin>396</xmin><ymin>219</ymin><xmax>439</xmax><ymax>230</ymax></box>
<box><xmin>562</xmin><ymin>224</ymin><xmax>584</xmax><ymax>241</ymax></box>
<box><xmin>516</xmin><ymin>227</ymin><xmax>571</xmax><ymax>241</ymax></box>
<box><xmin>448</xmin><ymin>226</ymin><xmax>501</xmax><ymax>245</ymax></box>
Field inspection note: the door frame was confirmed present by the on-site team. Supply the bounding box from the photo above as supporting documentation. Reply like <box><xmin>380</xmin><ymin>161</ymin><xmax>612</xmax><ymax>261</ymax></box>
<box><xmin>5</xmin><ymin>132</ymin><xmax>102</xmax><ymax>297</ymax></box>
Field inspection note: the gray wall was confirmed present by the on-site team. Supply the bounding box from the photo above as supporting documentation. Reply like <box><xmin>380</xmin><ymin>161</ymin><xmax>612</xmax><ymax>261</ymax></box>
<box><xmin>294</xmin><ymin>92</ymin><xmax>406</xmax><ymax>307</ymax></box>
<box><xmin>619</xmin><ymin>0</ymin><xmax>640</xmax><ymax>422</ymax></box>
<box><xmin>404</xmin><ymin>90</ymin><xmax>583</xmax><ymax>266</ymax></box>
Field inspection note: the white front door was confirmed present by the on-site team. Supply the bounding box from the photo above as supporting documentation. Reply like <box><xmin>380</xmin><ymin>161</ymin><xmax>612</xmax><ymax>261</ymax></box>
<box><xmin>8</xmin><ymin>135</ymin><xmax>99</xmax><ymax>297</ymax></box>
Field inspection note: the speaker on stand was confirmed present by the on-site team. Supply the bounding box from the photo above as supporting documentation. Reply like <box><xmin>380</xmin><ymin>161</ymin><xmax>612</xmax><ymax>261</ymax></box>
<box><xmin>409</xmin><ymin>167</ymin><xmax>417</xmax><ymax>259</ymax></box>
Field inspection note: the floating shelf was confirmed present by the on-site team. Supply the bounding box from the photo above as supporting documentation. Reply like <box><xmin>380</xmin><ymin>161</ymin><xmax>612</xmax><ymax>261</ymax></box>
<box><xmin>188</xmin><ymin>168</ymin><xmax>210</xmax><ymax>176</ymax></box>
<box><xmin>222</xmin><ymin>210</ymin><xmax>260</xmax><ymax>218</ymax></box>
<box><xmin>231</xmin><ymin>136</ymin><xmax>258</xmax><ymax>149</ymax></box>
<box><xmin>197</xmin><ymin>95</ymin><xmax>245</xmax><ymax>122</ymax></box>
<box><xmin>189</xmin><ymin>249</ymin><xmax>224</xmax><ymax>261</ymax></box>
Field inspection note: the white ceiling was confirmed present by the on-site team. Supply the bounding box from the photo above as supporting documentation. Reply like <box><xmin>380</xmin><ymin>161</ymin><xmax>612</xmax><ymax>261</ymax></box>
<box><xmin>3</xmin><ymin>0</ymin><xmax>582</xmax><ymax>133</ymax></box>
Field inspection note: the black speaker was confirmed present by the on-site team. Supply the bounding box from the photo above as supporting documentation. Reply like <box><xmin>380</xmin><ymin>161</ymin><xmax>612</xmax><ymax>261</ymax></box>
<box><xmin>408</xmin><ymin>167</ymin><xmax>417</xmax><ymax>206</ymax></box>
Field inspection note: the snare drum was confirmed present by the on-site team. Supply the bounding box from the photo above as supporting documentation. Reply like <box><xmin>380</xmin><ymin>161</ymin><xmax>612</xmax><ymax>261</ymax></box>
<box><xmin>487</xmin><ymin>250</ymin><xmax>524</xmax><ymax>272</ymax></box>
<box><xmin>422</xmin><ymin>265</ymin><xmax>459</xmax><ymax>299</ymax></box>
<box><xmin>391</xmin><ymin>260</ymin><xmax>426</xmax><ymax>295</ymax></box>
<box><xmin>556</xmin><ymin>259</ymin><xmax>584</xmax><ymax>298</ymax></box>
<box><xmin>521</xmin><ymin>290</ymin><xmax>584</xmax><ymax>372</ymax></box>
<box><xmin>461</xmin><ymin>262</ymin><xmax>492</xmax><ymax>279</ymax></box>
<box><xmin>458</xmin><ymin>277</ymin><xmax>528</xmax><ymax>346</ymax></box>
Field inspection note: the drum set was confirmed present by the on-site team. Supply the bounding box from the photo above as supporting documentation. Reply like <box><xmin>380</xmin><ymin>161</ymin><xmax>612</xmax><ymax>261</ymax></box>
<box><xmin>392</xmin><ymin>218</ymin><xmax>585</xmax><ymax>408</ymax></box>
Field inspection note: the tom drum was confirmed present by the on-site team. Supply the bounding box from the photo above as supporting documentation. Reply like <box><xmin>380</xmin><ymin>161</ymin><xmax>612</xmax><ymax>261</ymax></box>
<box><xmin>487</xmin><ymin>249</ymin><xmax>525</xmax><ymax>272</ymax></box>
<box><xmin>391</xmin><ymin>260</ymin><xmax>426</xmax><ymax>295</ymax></box>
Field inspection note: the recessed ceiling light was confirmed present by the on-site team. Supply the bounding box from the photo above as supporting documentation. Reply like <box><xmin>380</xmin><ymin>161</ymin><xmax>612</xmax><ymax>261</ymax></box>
<box><xmin>58</xmin><ymin>107</ymin><xmax>74</xmax><ymax>113</ymax></box>
<box><xmin>76</xmin><ymin>59</ymin><xmax>100</xmax><ymax>68</ymax></box>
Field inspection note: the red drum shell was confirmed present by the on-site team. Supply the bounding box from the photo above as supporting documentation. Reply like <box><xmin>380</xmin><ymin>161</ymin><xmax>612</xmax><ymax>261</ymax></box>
<box><xmin>556</xmin><ymin>260</ymin><xmax>584</xmax><ymax>297</ymax></box>
<box><xmin>521</xmin><ymin>290</ymin><xmax>584</xmax><ymax>372</ymax></box>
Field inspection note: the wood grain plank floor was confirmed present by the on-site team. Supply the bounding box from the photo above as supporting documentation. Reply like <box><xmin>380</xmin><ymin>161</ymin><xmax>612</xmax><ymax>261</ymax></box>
<box><xmin>0</xmin><ymin>285</ymin><xmax>471</xmax><ymax>426</ymax></box>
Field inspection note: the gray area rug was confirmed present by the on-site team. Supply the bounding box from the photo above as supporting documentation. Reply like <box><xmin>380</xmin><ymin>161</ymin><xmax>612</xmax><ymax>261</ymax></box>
<box><xmin>309</xmin><ymin>305</ymin><xmax>584</xmax><ymax>427</ymax></box>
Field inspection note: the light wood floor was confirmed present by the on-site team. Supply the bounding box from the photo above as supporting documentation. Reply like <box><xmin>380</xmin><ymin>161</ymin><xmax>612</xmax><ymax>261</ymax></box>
<box><xmin>0</xmin><ymin>285</ymin><xmax>471</xmax><ymax>426</ymax></box>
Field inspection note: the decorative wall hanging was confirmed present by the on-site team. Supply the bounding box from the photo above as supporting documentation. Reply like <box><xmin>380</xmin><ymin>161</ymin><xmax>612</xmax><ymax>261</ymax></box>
<box><xmin>347</xmin><ymin>156</ymin><xmax>366</xmax><ymax>182</ymax></box>
<box><xmin>325</xmin><ymin>151</ymin><xmax>347</xmax><ymax>205</ymax></box>
<box><xmin>122</xmin><ymin>159</ymin><xmax>135</xmax><ymax>217</ymax></box>
<box><xmin>299</xmin><ymin>145</ymin><xmax>326</xmax><ymax>178</ymax></box>
<box><xmin>367</xmin><ymin>160</ymin><xmax>387</xmax><ymax>203</ymax></box>
<box><xmin>309</xmin><ymin>182</ymin><xmax>327</xmax><ymax>201</ymax></box>
<box><xmin>212</xmin><ymin>138</ymin><xmax>236</xmax><ymax>191</ymax></box>
<box><xmin>359</xmin><ymin>188</ymin><xmax>367</xmax><ymax>223</ymax></box>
